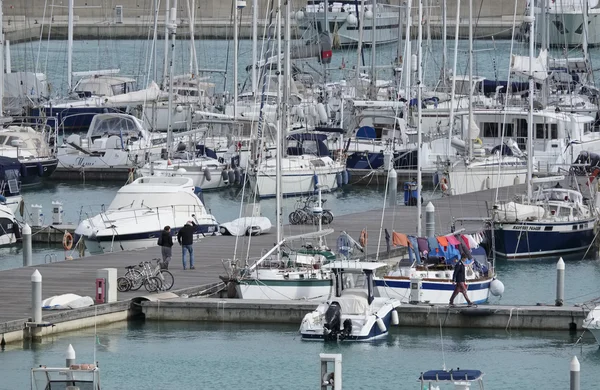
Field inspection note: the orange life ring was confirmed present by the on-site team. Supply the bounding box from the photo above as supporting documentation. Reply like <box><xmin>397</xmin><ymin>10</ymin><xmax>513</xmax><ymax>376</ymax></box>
<box><xmin>359</xmin><ymin>229</ymin><xmax>368</xmax><ymax>247</ymax></box>
<box><xmin>63</xmin><ymin>232</ymin><xmax>73</xmax><ymax>250</ymax></box>
<box><xmin>440</xmin><ymin>177</ymin><xmax>449</xmax><ymax>192</ymax></box>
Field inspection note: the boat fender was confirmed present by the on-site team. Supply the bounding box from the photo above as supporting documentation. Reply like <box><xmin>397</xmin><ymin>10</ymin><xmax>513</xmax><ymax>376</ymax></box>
<box><xmin>485</xmin><ymin>176</ymin><xmax>491</xmax><ymax>189</ymax></box>
<box><xmin>0</xmin><ymin>195</ymin><xmax>6</xmax><ymax>204</ymax></box>
<box><xmin>234</xmin><ymin>167</ymin><xmax>242</xmax><ymax>184</ymax></box>
<box><xmin>359</xmin><ymin>229</ymin><xmax>368</xmax><ymax>247</ymax></box>
<box><xmin>336</xmin><ymin>172</ymin><xmax>343</xmax><ymax>187</ymax></box>
<box><xmin>514</xmin><ymin>176</ymin><xmax>520</xmax><ymax>185</ymax></box>
<box><xmin>13</xmin><ymin>222</ymin><xmax>21</xmax><ymax>240</ymax></box>
<box><xmin>343</xmin><ymin>170</ymin><xmax>349</xmax><ymax>185</ymax></box>
<box><xmin>20</xmin><ymin>164</ymin><xmax>27</xmax><ymax>178</ymax></box>
<box><xmin>313</xmin><ymin>173</ymin><xmax>319</xmax><ymax>191</ymax></box>
<box><xmin>309</xmin><ymin>105</ymin><xmax>318</xmax><ymax>121</ymax></box>
<box><xmin>440</xmin><ymin>177</ymin><xmax>449</xmax><ymax>192</ymax></box>
<box><xmin>228</xmin><ymin>169</ymin><xmax>235</xmax><ymax>185</ymax></box>
<box><xmin>316</xmin><ymin>103</ymin><xmax>328</xmax><ymax>124</ymax></box>
<box><xmin>204</xmin><ymin>167</ymin><xmax>212</xmax><ymax>181</ymax></box>
<box><xmin>221</xmin><ymin>169</ymin><xmax>229</xmax><ymax>182</ymax></box>
<box><xmin>490</xmin><ymin>279</ymin><xmax>505</xmax><ymax>297</ymax></box>
<box><xmin>63</xmin><ymin>232</ymin><xmax>74</xmax><ymax>251</ymax></box>
<box><xmin>376</xmin><ymin>316</ymin><xmax>387</xmax><ymax>333</ymax></box>
<box><xmin>37</xmin><ymin>162</ymin><xmax>44</xmax><ymax>177</ymax></box>
<box><xmin>391</xmin><ymin>310</ymin><xmax>399</xmax><ymax>326</ymax></box>
<box><xmin>433</xmin><ymin>171</ymin><xmax>440</xmax><ymax>187</ymax></box>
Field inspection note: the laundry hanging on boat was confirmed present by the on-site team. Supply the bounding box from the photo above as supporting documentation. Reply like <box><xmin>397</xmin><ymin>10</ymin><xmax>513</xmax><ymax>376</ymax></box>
<box><xmin>460</xmin><ymin>234</ymin><xmax>471</xmax><ymax>250</ymax></box>
<box><xmin>392</xmin><ymin>232</ymin><xmax>410</xmax><ymax>247</ymax></box>
<box><xmin>417</xmin><ymin>237</ymin><xmax>429</xmax><ymax>254</ymax></box>
<box><xmin>446</xmin><ymin>235</ymin><xmax>461</xmax><ymax>247</ymax></box>
<box><xmin>427</xmin><ymin>236</ymin><xmax>441</xmax><ymax>256</ymax></box>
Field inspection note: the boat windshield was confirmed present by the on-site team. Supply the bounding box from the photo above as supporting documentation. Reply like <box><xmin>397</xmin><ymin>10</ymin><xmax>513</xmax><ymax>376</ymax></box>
<box><xmin>31</xmin><ymin>368</ymin><xmax>100</xmax><ymax>390</ymax></box>
<box><xmin>108</xmin><ymin>191</ymin><xmax>202</xmax><ymax>211</ymax></box>
<box><xmin>88</xmin><ymin>116</ymin><xmax>142</xmax><ymax>139</ymax></box>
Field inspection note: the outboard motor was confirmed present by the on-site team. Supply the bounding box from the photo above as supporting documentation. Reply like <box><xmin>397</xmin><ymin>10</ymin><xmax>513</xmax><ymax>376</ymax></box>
<box><xmin>323</xmin><ymin>302</ymin><xmax>342</xmax><ymax>339</ymax></box>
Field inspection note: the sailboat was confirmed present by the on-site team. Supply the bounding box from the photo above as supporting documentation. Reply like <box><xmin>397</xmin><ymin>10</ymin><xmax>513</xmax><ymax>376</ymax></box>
<box><xmin>491</xmin><ymin>5</ymin><xmax>598</xmax><ymax>260</ymax></box>
<box><xmin>221</xmin><ymin>0</ymin><xmax>335</xmax><ymax>301</ymax></box>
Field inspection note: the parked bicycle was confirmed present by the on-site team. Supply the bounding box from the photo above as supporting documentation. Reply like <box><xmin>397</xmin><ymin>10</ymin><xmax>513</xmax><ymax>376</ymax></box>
<box><xmin>288</xmin><ymin>195</ymin><xmax>334</xmax><ymax>225</ymax></box>
<box><xmin>117</xmin><ymin>259</ymin><xmax>174</xmax><ymax>293</ymax></box>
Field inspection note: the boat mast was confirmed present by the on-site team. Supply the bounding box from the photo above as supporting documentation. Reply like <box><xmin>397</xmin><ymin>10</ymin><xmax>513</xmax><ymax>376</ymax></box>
<box><xmin>275</xmin><ymin>0</ymin><xmax>283</xmax><ymax>256</ymax></box>
<box><xmin>233</xmin><ymin>0</ymin><xmax>241</xmax><ymax>118</ymax></box>
<box><xmin>583</xmin><ymin>0</ymin><xmax>592</xmax><ymax>83</ymax></box>
<box><xmin>162</xmin><ymin>0</ymin><xmax>170</xmax><ymax>88</ymax></box>
<box><xmin>0</xmin><ymin>0</ymin><xmax>4</xmax><ymax>116</ymax></box>
<box><xmin>441</xmin><ymin>0</ymin><xmax>447</xmax><ymax>86</ymax></box>
<box><xmin>369</xmin><ymin>0</ymin><xmax>377</xmax><ymax>99</ymax></box>
<box><xmin>417</xmin><ymin>0</ymin><xmax>423</xmax><ymax>236</ymax></box>
<box><xmin>166</xmin><ymin>0</ymin><xmax>178</xmax><ymax>158</ymax></box>
<box><xmin>445</xmin><ymin>0</ymin><xmax>460</xmax><ymax>158</ymax></box>
<box><xmin>526</xmin><ymin>0</ymin><xmax>534</xmax><ymax>201</ymax></box>
<box><xmin>251</xmin><ymin>0</ymin><xmax>258</xmax><ymax>94</ymax></box>
<box><xmin>67</xmin><ymin>0</ymin><xmax>74</xmax><ymax>91</ymax></box>
<box><xmin>187</xmin><ymin>0</ymin><xmax>199</xmax><ymax>76</ymax></box>
<box><xmin>285</xmin><ymin>0</ymin><xmax>291</xmax><ymax>130</ymax></box>
<box><xmin>467</xmin><ymin>0</ymin><xmax>473</xmax><ymax>161</ymax></box>
<box><xmin>152</xmin><ymin>0</ymin><xmax>159</xmax><ymax>83</ymax></box>
<box><xmin>540</xmin><ymin>0</ymin><xmax>548</xmax><ymax>107</ymax></box>
<box><xmin>403</xmin><ymin>0</ymin><xmax>412</xmax><ymax>119</ymax></box>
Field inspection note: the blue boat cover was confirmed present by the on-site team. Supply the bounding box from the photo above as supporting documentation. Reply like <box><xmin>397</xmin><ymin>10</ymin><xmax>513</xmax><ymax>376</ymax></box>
<box><xmin>356</xmin><ymin>126</ymin><xmax>376</xmax><ymax>139</ymax></box>
<box><xmin>419</xmin><ymin>369</ymin><xmax>483</xmax><ymax>382</ymax></box>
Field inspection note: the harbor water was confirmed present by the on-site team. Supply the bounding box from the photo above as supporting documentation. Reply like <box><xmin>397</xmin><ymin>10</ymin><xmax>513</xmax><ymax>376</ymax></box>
<box><xmin>1</xmin><ymin>320</ymin><xmax>600</xmax><ymax>389</ymax></box>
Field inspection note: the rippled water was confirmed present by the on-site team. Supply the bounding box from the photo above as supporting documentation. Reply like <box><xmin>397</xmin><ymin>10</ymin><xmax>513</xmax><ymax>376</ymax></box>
<box><xmin>1</xmin><ymin>320</ymin><xmax>599</xmax><ymax>389</ymax></box>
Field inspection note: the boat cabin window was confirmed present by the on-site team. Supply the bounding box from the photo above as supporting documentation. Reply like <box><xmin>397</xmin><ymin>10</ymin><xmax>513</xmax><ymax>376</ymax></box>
<box><xmin>584</xmin><ymin>122</ymin><xmax>592</xmax><ymax>134</ymax></box>
<box><xmin>310</xmin><ymin>159</ymin><xmax>326</xmax><ymax>167</ymax></box>
<box><xmin>0</xmin><ymin>136</ymin><xmax>6</xmax><ymax>145</ymax></box>
<box><xmin>482</xmin><ymin>122</ymin><xmax>513</xmax><ymax>138</ymax></box>
<box><xmin>89</xmin><ymin>116</ymin><xmax>141</xmax><ymax>139</ymax></box>
<box><xmin>7</xmin><ymin>136</ymin><xmax>20</xmax><ymax>147</ymax></box>
<box><xmin>535</xmin><ymin>123</ymin><xmax>558</xmax><ymax>139</ymax></box>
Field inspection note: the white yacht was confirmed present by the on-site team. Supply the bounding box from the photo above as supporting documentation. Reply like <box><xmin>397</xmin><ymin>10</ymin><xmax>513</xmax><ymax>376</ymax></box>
<box><xmin>248</xmin><ymin>133</ymin><xmax>346</xmax><ymax>198</ymax></box>
<box><xmin>298</xmin><ymin>0</ymin><xmax>400</xmax><ymax>47</ymax></box>
<box><xmin>75</xmin><ymin>176</ymin><xmax>218</xmax><ymax>253</ymax></box>
<box><xmin>583</xmin><ymin>304</ymin><xmax>600</xmax><ymax>346</ymax></box>
<box><xmin>299</xmin><ymin>261</ymin><xmax>400</xmax><ymax>341</ymax></box>
<box><xmin>57</xmin><ymin>113</ymin><xmax>166</xmax><ymax>170</ymax></box>
<box><xmin>533</xmin><ymin>0</ymin><xmax>600</xmax><ymax>47</ymax></box>
<box><xmin>0</xmin><ymin>203</ymin><xmax>19</xmax><ymax>247</ymax></box>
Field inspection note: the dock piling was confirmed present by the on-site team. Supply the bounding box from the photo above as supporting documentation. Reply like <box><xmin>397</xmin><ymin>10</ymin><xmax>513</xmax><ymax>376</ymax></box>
<box><xmin>556</xmin><ymin>257</ymin><xmax>565</xmax><ymax>306</ymax></box>
<box><xmin>31</xmin><ymin>269</ymin><xmax>42</xmax><ymax>324</ymax></box>
<box><xmin>66</xmin><ymin>344</ymin><xmax>76</xmax><ymax>367</ymax></box>
<box><xmin>425</xmin><ymin>202</ymin><xmax>435</xmax><ymax>237</ymax></box>
<box><xmin>570</xmin><ymin>356</ymin><xmax>580</xmax><ymax>390</ymax></box>
<box><xmin>22</xmin><ymin>223</ymin><xmax>32</xmax><ymax>267</ymax></box>
<box><xmin>386</xmin><ymin>168</ymin><xmax>397</xmax><ymax>207</ymax></box>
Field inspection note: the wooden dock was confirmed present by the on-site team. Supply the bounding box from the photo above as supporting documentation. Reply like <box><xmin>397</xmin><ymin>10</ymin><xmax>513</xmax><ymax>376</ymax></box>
<box><xmin>0</xmin><ymin>184</ymin><xmax>537</xmax><ymax>344</ymax></box>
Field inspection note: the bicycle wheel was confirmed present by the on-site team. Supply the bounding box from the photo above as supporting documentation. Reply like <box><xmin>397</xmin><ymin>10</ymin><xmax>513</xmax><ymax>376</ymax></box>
<box><xmin>144</xmin><ymin>276</ymin><xmax>162</xmax><ymax>293</ymax></box>
<box><xmin>128</xmin><ymin>269</ymin><xmax>144</xmax><ymax>291</ymax></box>
<box><xmin>117</xmin><ymin>277</ymin><xmax>131</xmax><ymax>292</ymax></box>
<box><xmin>289</xmin><ymin>211</ymin><xmax>300</xmax><ymax>225</ymax></box>
<box><xmin>158</xmin><ymin>270</ymin><xmax>174</xmax><ymax>291</ymax></box>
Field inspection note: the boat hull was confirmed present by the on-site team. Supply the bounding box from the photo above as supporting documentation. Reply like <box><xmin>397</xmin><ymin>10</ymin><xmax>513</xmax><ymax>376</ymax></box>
<box><xmin>249</xmin><ymin>167</ymin><xmax>343</xmax><ymax>198</ymax></box>
<box><xmin>374</xmin><ymin>278</ymin><xmax>492</xmax><ymax>305</ymax></box>
<box><xmin>536</xmin><ymin>9</ymin><xmax>600</xmax><ymax>46</ymax></box>
<box><xmin>237</xmin><ymin>278</ymin><xmax>333</xmax><ymax>300</ymax></box>
<box><xmin>22</xmin><ymin>158</ymin><xmax>58</xmax><ymax>186</ymax></box>
<box><xmin>447</xmin><ymin>165</ymin><xmax>528</xmax><ymax>196</ymax></box>
<box><xmin>493</xmin><ymin>219</ymin><xmax>596</xmax><ymax>260</ymax></box>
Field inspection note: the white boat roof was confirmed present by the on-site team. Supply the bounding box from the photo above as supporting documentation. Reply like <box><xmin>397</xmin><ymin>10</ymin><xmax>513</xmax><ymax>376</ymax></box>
<box><xmin>324</xmin><ymin>261</ymin><xmax>387</xmax><ymax>271</ymax></box>
<box><xmin>122</xmin><ymin>177</ymin><xmax>195</xmax><ymax>193</ymax></box>
<box><xmin>459</xmin><ymin>108</ymin><xmax>595</xmax><ymax>122</ymax></box>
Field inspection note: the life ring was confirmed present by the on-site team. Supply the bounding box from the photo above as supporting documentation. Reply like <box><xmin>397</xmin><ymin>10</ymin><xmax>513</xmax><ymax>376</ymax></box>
<box><xmin>63</xmin><ymin>232</ymin><xmax>74</xmax><ymax>250</ymax></box>
<box><xmin>359</xmin><ymin>229</ymin><xmax>368</xmax><ymax>247</ymax></box>
<box><xmin>441</xmin><ymin>177</ymin><xmax>449</xmax><ymax>192</ymax></box>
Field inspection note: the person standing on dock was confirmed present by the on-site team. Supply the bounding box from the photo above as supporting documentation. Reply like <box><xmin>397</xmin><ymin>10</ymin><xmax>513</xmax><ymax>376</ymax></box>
<box><xmin>177</xmin><ymin>221</ymin><xmax>196</xmax><ymax>270</ymax></box>
<box><xmin>158</xmin><ymin>226</ymin><xmax>173</xmax><ymax>270</ymax></box>
<box><xmin>449</xmin><ymin>256</ymin><xmax>473</xmax><ymax>307</ymax></box>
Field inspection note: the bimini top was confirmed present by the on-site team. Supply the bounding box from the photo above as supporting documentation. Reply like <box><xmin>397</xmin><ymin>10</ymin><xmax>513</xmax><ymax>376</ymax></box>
<box><xmin>323</xmin><ymin>261</ymin><xmax>387</xmax><ymax>272</ymax></box>
<box><xmin>419</xmin><ymin>369</ymin><xmax>484</xmax><ymax>382</ymax></box>
<box><xmin>108</xmin><ymin>177</ymin><xmax>203</xmax><ymax>211</ymax></box>
<box><xmin>127</xmin><ymin>176</ymin><xmax>194</xmax><ymax>191</ymax></box>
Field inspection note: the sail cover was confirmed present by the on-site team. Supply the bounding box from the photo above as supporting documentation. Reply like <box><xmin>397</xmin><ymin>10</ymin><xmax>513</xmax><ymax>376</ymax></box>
<box><xmin>510</xmin><ymin>49</ymin><xmax>548</xmax><ymax>81</ymax></box>
<box><xmin>103</xmin><ymin>81</ymin><xmax>166</xmax><ymax>105</ymax></box>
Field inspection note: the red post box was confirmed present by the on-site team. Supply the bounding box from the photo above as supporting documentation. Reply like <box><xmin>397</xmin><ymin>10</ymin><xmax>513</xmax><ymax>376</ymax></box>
<box><xmin>95</xmin><ymin>278</ymin><xmax>105</xmax><ymax>304</ymax></box>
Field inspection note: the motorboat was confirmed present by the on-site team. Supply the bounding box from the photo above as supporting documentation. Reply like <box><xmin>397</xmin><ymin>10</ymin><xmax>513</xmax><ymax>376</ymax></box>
<box><xmin>0</xmin><ymin>156</ymin><xmax>26</xmax><ymax>214</ymax></box>
<box><xmin>75</xmin><ymin>176</ymin><xmax>218</xmax><ymax>253</ymax></box>
<box><xmin>583</xmin><ymin>304</ymin><xmax>600</xmax><ymax>346</ymax></box>
<box><xmin>299</xmin><ymin>261</ymin><xmax>400</xmax><ymax>341</ymax></box>
<box><xmin>31</xmin><ymin>74</ymin><xmax>137</xmax><ymax>133</ymax></box>
<box><xmin>0</xmin><ymin>124</ymin><xmax>58</xmax><ymax>186</ymax></box>
<box><xmin>418</xmin><ymin>369</ymin><xmax>485</xmax><ymax>390</ymax></box>
<box><xmin>0</xmin><ymin>203</ymin><xmax>19</xmax><ymax>247</ymax></box>
<box><xmin>57</xmin><ymin>113</ymin><xmax>166</xmax><ymax>170</ymax></box>
<box><xmin>248</xmin><ymin>133</ymin><xmax>346</xmax><ymax>198</ymax></box>
<box><xmin>137</xmin><ymin>148</ymin><xmax>234</xmax><ymax>191</ymax></box>
<box><xmin>375</xmin><ymin>239</ymin><xmax>504</xmax><ymax>305</ymax></box>
<box><xmin>492</xmin><ymin>185</ymin><xmax>597</xmax><ymax>259</ymax></box>
<box><xmin>533</xmin><ymin>0</ymin><xmax>600</xmax><ymax>47</ymax></box>
<box><xmin>31</xmin><ymin>363</ymin><xmax>100</xmax><ymax>390</ymax></box>
<box><xmin>219</xmin><ymin>216</ymin><xmax>272</xmax><ymax>236</ymax></box>
<box><xmin>298</xmin><ymin>1</ymin><xmax>400</xmax><ymax>47</ymax></box>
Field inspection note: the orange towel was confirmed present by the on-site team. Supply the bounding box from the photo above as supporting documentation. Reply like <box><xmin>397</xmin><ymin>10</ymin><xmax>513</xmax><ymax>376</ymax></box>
<box><xmin>392</xmin><ymin>232</ymin><xmax>410</xmax><ymax>247</ymax></box>
<box><xmin>436</xmin><ymin>236</ymin><xmax>449</xmax><ymax>249</ymax></box>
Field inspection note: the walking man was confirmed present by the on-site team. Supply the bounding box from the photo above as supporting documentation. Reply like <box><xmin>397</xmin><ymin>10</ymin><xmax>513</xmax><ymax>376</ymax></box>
<box><xmin>158</xmin><ymin>226</ymin><xmax>173</xmax><ymax>269</ymax></box>
<box><xmin>449</xmin><ymin>255</ymin><xmax>473</xmax><ymax>307</ymax></box>
<box><xmin>177</xmin><ymin>221</ymin><xmax>196</xmax><ymax>270</ymax></box>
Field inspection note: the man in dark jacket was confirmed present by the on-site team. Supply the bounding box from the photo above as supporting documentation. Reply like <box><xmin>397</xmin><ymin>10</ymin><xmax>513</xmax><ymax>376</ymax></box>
<box><xmin>449</xmin><ymin>256</ymin><xmax>473</xmax><ymax>306</ymax></box>
<box><xmin>158</xmin><ymin>226</ymin><xmax>173</xmax><ymax>269</ymax></box>
<box><xmin>177</xmin><ymin>221</ymin><xmax>196</xmax><ymax>270</ymax></box>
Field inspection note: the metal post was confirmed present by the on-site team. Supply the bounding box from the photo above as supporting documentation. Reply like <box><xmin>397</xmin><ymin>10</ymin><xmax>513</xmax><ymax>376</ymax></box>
<box><xmin>31</xmin><ymin>269</ymin><xmax>42</xmax><ymax>324</ymax></box>
<box><xmin>570</xmin><ymin>356</ymin><xmax>580</xmax><ymax>390</ymax></box>
<box><xmin>66</xmin><ymin>344</ymin><xmax>76</xmax><ymax>367</ymax></box>
<box><xmin>556</xmin><ymin>257</ymin><xmax>565</xmax><ymax>306</ymax></box>
<box><xmin>387</xmin><ymin>169</ymin><xmax>397</xmax><ymax>207</ymax></box>
<box><xmin>425</xmin><ymin>202</ymin><xmax>435</xmax><ymax>237</ymax></box>
<box><xmin>23</xmin><ymin>223</ymin><xmax>32</xmax><ymax>267</ymax></box>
